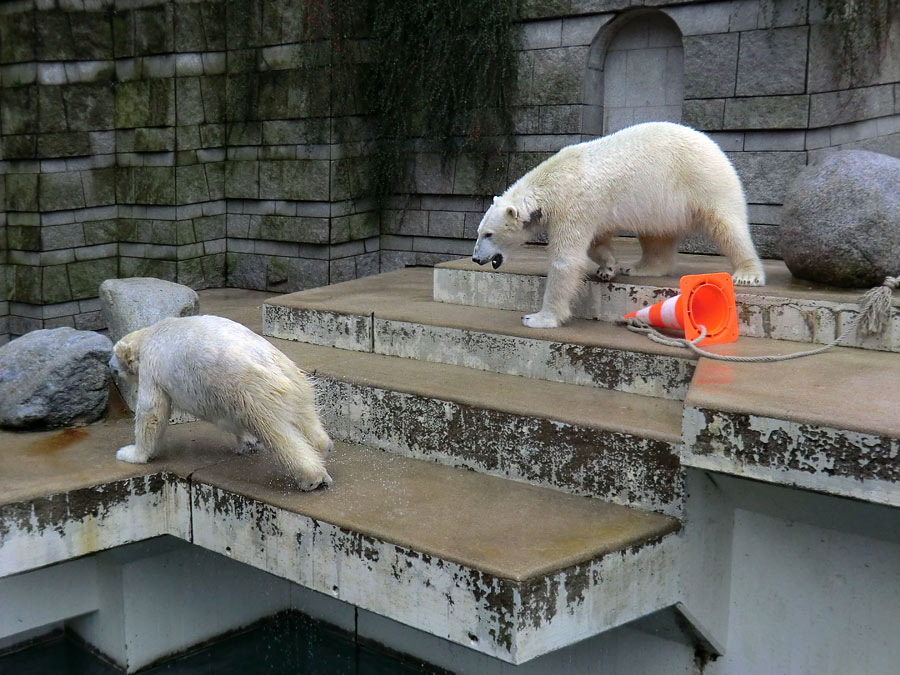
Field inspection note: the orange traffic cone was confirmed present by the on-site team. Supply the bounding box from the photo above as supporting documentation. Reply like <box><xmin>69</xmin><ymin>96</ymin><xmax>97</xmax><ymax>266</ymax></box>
<box><xmin>624</xmin><ymin>272</ymin><xmax>739</xmax><ymax>345</ymax></box>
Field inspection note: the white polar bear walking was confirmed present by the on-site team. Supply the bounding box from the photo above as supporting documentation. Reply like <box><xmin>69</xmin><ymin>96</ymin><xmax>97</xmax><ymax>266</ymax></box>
<box><xmin>110</xmin><ymin>315</ymin><xmax>333</xmax><ymax>491</ymax></box>
<box><xmin>471</xmin><ymin>121</ymin><xmax>765</xmax><ymax>328</ymax></box>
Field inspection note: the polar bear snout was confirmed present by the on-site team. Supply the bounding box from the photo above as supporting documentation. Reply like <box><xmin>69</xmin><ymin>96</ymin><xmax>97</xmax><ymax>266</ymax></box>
<box><xmin>472</xmin><ymin>252</ymin><xmax>504</xmax><ymax>269</ymax></box>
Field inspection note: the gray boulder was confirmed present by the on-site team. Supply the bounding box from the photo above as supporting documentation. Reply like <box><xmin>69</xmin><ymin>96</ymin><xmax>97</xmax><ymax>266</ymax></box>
<box><xmin>99</xmin><ymin>277</ymin><xmax>199</xmax><ymax>420</ymax></box>
<box><xmin>781</xmin><ymin>150</ymin><xmax>900</xmax><ymax>287</ymax></box>
<box><xmin>0</xmin><ymin>328</ymin><xmax>113</xmax><ymax>429</ymax></box>
<box><xmin>100</xmin><ymin>277</ymin><xmax>199</xmax><ymax>344</ymax></box>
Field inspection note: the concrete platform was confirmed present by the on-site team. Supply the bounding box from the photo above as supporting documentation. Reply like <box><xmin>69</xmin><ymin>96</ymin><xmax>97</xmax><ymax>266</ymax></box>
<box><xmin>0</xmin><ymin>421</ymin><xmax>681</xmax><ymax>664</ymax></box>
<box><xmin>264</xmin><ymin>268</ymin><xmax>697</xmax><ymax>400</ymax></box>
<box><xmin>682</xmin><ymin>346</ymin><xmax>900</xmax><ymax>507</ymax></box>
<box><xmin>263</xmin><ymin>338</ymin><xmax>684</xmax><ymax>515</ymax></box>
<box><xmin>433</xmin><ymin>240</ymin><xmax>900</xmax><ymax>353</ymax></box>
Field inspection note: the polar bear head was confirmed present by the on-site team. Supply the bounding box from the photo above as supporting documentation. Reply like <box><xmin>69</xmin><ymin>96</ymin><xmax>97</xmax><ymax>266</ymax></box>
<box><xmin>471</xmin><ymin>196</ymin><xmax>538</xmax><ymax>270</ymax></box>
<box><xmin>109</xmin><ymin>328</ymin><xmax>149</xmax><ymax>382</ymax></box>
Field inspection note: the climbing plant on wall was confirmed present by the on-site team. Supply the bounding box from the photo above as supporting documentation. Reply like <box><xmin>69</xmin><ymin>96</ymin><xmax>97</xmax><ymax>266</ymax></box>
<box><xmin>305</xmin><ymin>0</ymin><xmax>518</xmax><ymax>204</ymax></box>
<box><xmin>819</xmin><ymin>0</ymin><xmax>897</xmax><ymax>86</ymax></box>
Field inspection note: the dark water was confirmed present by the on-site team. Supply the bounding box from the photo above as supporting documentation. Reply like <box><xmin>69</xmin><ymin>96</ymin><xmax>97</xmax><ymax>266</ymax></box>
<box><xmin>0</xmin><ymin>612</ymin><xmax>448</xmax><ymax>675</ymax></box>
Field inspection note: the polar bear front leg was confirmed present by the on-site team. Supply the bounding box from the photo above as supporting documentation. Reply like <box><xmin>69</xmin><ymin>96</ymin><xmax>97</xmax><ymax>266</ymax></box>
<box><xmin>117</xmin><ymin>384</ymin><xmax>171</xmax><ymax>464</ymax></box>
<box><xmin>523</xmin><ymin>258</ymin><xmax>585</xmax><ymax>328</ymax></box>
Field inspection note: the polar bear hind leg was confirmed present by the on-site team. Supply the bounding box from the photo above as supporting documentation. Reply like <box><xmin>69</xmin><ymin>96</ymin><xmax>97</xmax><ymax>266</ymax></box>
<box><xmin>588</xmin><ymin>235</ymin><xmax>616</xmax><ymax>281</ymax></box>
<box><xmin>617</xmin><ymin>235</ymin><xmax>678</xmax><ymax>278</ymax></box>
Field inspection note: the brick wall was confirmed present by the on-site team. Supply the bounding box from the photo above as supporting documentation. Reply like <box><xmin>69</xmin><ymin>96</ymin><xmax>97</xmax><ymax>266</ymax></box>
<box><xmin>2</xmin><ymin>0</ymin><xmax>899</xmax><ymax>344</ymax></box>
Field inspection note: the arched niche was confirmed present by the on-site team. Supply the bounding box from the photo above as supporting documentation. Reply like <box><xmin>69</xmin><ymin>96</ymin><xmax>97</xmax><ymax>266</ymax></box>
<box><xmin>584</xmin><ymin>10</ymin><xmax>684</xmax><ymax>137</ymax></box>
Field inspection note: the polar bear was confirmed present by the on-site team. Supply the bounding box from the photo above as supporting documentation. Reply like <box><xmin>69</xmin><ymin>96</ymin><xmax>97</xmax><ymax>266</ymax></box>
<box><xmin>109</xmin><ymin>315</ymin><xmax>333</xmax><ymax>491</ymax></box>
<box><xmin>471</xmin><ymin>121</ymin><xmax>765</xmax><ymax>328</ymax></box>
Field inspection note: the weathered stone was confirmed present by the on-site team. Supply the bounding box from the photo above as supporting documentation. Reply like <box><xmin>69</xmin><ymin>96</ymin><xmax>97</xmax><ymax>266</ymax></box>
<box><xmin>82</xmin><ymin>168</ymin><xmax>117</xmax><ymax>208</ymax></box>
<box><xmin>226</xmin><ymin>252</ymin><xmax>267</xmax><ymax>290</ymax></box>
<box><xmin>728</xmin><ymin>151</ymin><xmax>806</xmax><ymax>204</ymax></box>
<box><xmin>1</xmin><ymin>87</ymin><xmax>38</xmax><ymax>135</ymax></box>
<box><xmin>38</xmin><ymin>132</ymin><xmax>92</xmax><ymax>158</ymax></box>
<box><xmin>176</xmin><ymin>164</ymin><xmax>210</xmax><ymax>204</ymax></box>
<box><xmin>133</xmin><ymin>167</ymin><xmax>176</xmax><ymax>205</ymax></box>
<box><xmin>115</xmin><ymin>79</ymin><xmax>175</xmax><ymax>128</ymax></box>
<box><xmin>65</xmin><ymin>82</ymin><xmax>115</xmax><ymax>132</ymax></box>
<box><xmin>135</xmin><ymin>127</ymin><xmax>175</xmax><ymax>153</ymax></box>
<box><xmin>683</xmin><ymin>34</ymin><xmax>737</xmax><ymax>99</ymax></box>
<box><xmin>4</xmin><ymin>173</ymin><xmax>38</xmax><ymax>211</ymax></box>
<box><xmin>99</xmin><ymin>276</ymin><xmax>199</xmax><ymax>345</ymax></box>
<box><xmin>38</xmin><ymin>86</ymin><xmax>67</xmax><ymax>133</ymax></box>
<box><xmin>736</xmin><ymin>27</ymin><xmax>808</xmax><ymax>96</ymax></box>
<box><xmin>724</xmin><ymin>95</ymin><xmax>809</xmax><ymax>129</ymax></box>
<box><xmin>781</xmin><ymin>150</ymin><xmax>900</xmax><ymax>288</ymax></box>
<box><xmin>84</xmin><ymin>219</ymin><xmax>119</xmax><ymax>246</ymax></box>
<box><xmin>809</xmin><ymin>85</ymin><xmax>895</xmax><ymax>128</ymax></box>
<box><xmin>1</xmin><ymin>134</ymin><xmax>38</xmax><ymax>160</ymax></box>
<box><xmin>42</xmin><ymin>264</ymin><xmax>72</xmax><ymax>304</ymax></box>
<box><xmin>68</xmin><ymin>257</ymin><xmax>117</xmax><ymax>300</ymax></box>
<box><xmin>39</xmin><ymin>172</ymin><xmax>86</xmax><ymax>211</ymax></box>
<box><xmin>529</xmin><ymin>47</ymin><xmax>587</xmax><ymax>105</ymax></box>
<box><xmin>259</xmin><ymin>160</ymin><xmax>329</xmax><ymax>201</ymax></box>
<box><xmin>265</xmin><ymin>256</ymin><xmax>328</xmax><ymax>293</ymax></box>
<box><xmin>0</xmin><ymin>327</ymin><xmax>112</xmax><ymax>429</ymax></box>
<box><xmin>225</xmin><ymin>161</ymin><xmax>259</xmax><ymax>199</ymax></box>
<box><xmin>42</xmin><ymin>223</ymin><xmax>86</xmax><ymax>250</ymax></box>
<box><xmin>0</xmin><ymin>11</ymin><xmax>35</xmax><ymax>64</ymax></box>
<box><xmin>174</xmin><ymin>2</ymin><xmax>226</xmax><ymax>52</ymax></box>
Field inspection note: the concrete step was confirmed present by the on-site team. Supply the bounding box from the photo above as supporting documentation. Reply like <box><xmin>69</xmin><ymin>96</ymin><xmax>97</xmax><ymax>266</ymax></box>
<box><xmin>433</xmin><ymin>239</ymin><xmax>900</xmax><ymax>353</ymax></box>
<box><xmin>0</xmin><ymin>421</ymin><xmax>682</xmax><ymax>665</ymax></box>
<box><xmin>263</xmin><ymin>268</ymin><xmax>696</xmax><ymax>400</ymax></box>
<box><xmin>269</xmin><ymin>338</ymin><xmax>685</xmax><ymax>517</ymax></box>
<box><xmin>682</xmin><ymin>346</ymin><xmax>900</xmax><ymax>508</ymax></box>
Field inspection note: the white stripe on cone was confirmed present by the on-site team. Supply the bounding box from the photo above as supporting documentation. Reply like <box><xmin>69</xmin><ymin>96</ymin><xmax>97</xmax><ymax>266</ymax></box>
<box><xmin>660</xmin><ymin>296</ymin><xmax>681</xmax><ymax>329</ymax></box>
<box><xmin>634</xmin><ymin>306</ymin><xmax>651</xmax><ymax>322</ymax></box>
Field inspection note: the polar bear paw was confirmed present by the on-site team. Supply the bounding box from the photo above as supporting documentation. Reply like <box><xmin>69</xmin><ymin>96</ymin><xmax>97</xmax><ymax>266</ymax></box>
<box><xmin>116</xmin><ymin>444</ymin><xmax>150</xmax><ymax>464</ymax></box>
<box><xmin>732</xmin><ymin>267</ymin><xmax>765</xmax><ymax>287</ymax></box>
<box><xmin>297</xmin><ymin>468</ymin><xmax>333</xmax><ymax>492</ymax></box>
<box><xmin>523</xmin><ymin>311</ymin><xmax>561</xmax><ymax>329</ymax></box>
<box><xmin>596</xmin><ymin>264</ymin><xmax>616</xmax><ymax>282</ymax></box>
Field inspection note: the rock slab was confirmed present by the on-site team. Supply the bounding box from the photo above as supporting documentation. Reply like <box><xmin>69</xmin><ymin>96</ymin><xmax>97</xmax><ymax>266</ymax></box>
<box><xmin>781</xmin><ymin>150</ymin><xmax>900</xmax><ymax>288</ymax></box>
<box><xmin>100</xmin><ymin>277</ymin><xmax>200</xmax><ymax>344</ymax></box>
<box><xmin>0</xmin><ymin>328</ymin><xmax>113</xmax><ymax>430</ymax></box>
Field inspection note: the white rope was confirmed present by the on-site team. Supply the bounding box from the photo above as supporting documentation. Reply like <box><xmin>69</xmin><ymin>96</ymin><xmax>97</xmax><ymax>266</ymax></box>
<box><xmin>623</xmin><ymin>276</ymin><xmax>898</xmax><ymax>364</ymax></box>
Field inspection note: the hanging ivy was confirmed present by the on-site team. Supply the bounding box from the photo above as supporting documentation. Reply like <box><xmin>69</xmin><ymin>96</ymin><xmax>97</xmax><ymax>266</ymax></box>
<box><xmin>819</xmin><ymin>0</ymin><xmax>896</xmax><ymax>86</ymax></box>
<box><xmin>304</xmin><ymin>0</ymin><xmax>518</xmax><ymax>205</ymax></box>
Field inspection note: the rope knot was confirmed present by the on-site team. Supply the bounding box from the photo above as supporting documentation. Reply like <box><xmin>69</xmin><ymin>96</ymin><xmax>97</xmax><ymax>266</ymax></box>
<box><xmin>883</xmin><ymin>276</ymin><xmax>899</xmax><ymax>291</ymax></box>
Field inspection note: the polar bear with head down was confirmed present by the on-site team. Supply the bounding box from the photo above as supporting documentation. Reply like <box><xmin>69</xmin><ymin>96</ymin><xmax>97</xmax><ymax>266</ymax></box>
<box><xmin>110</xmin><ymin>315</ymin><xmax>333</xmax><ymax>491</ymax></box>
<box><xmin>472</xmin><ymin>122</ymin><xmax>765</xmax><ymax>328</ymax></box>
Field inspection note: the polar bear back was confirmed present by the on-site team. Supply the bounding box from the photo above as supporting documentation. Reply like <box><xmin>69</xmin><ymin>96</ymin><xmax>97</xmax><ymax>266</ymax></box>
<box><xmin>135</xmin><ymin>315</ymin><xmax>303</xmax><ymax>422</ymax></box>
<box><xmin>507</xmin><ymin>122</ymin><xmax>747</xmax><ymax>238</ymax></box>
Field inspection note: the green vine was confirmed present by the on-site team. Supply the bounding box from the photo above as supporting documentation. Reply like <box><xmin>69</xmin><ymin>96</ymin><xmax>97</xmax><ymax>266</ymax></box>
<box><xmin>819</xmin><ymin>0</ymin><xmax>896</xmax><ymax>86</ymax></box>
<box><xmin>305</xmin><ymin>0</ymin><xmax>518</xmax><ymax>205</ymax></box>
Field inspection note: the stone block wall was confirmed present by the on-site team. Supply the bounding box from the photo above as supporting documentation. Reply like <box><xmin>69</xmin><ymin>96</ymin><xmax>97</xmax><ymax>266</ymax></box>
<box><xmin>382</xmin><ymin>0</ymin><xmax>900</xmax><ymax>266</ymax></box>
<box><xmin>0</xmin><ymin>0</ymin><xmax>379</xmax><ymax>344</ymax></box>
<box><xmin>2</xmin><ymin>0</ymin><xmax>899</xmax><ymax>343</ymax></box>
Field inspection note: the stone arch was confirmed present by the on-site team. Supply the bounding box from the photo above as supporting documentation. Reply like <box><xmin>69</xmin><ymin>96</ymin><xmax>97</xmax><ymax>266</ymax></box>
<box><xmin>584</xmin><ymin>10</ymin><xmax>684</xmax><ymax>137</ymax></box>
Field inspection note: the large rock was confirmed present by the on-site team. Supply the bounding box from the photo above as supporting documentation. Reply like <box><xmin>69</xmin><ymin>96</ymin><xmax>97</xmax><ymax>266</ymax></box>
<box><xmin>100</xmin><ymin>277</ymin><xmax>199</xmax><ymax>344</ymax></box>
<box><xmin>781</xmin><ymin>150</ymin><xmax>900</xmax><ymax>287</ymax></box>
<box><xmin>0</xmin><ymin>328</ymin><xmax>113</xmax><ymax>430</ymax></box>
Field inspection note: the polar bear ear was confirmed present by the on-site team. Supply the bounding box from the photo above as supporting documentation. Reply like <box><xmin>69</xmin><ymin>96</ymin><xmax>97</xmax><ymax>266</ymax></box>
<box><xmin>114</xmin><ymin>339</ymin><xmax>138</xmax><ymax>371</ymax></box>
<box><xmin>492</xmin><ymin>196</ymin><xmax>500</xmax><ymax>205</ymax></box>
<box><xmin>505</xmin><ymin>205</ymin><xmax>518</xmax><ymax>220</ymax></box>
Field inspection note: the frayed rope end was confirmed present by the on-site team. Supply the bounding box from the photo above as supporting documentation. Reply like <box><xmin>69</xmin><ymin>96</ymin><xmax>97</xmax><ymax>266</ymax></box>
<box><xmin>858</xmin><ymin>276</ymin><xmax>898</xmax><ymax>335</ymax></box>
